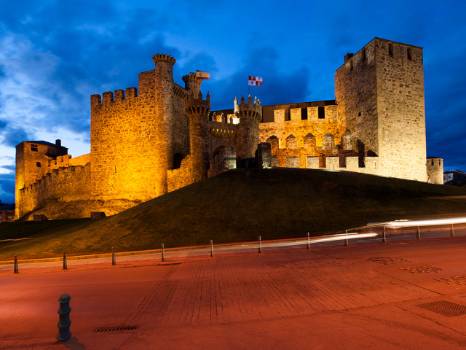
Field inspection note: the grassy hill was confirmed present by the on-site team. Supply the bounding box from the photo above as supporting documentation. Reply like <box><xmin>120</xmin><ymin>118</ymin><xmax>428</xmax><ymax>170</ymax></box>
<box><xmin>2</xmin><ymin>168</ymin><xmax>466</xmax><ymax>259</ymax></box>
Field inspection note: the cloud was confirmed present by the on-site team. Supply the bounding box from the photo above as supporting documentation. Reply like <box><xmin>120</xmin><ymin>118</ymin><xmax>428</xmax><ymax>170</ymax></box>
<box><xmin>205</xmin><ymin>47</ymin><xmax>310</xmax><ymax>109</ymax></box>
<box><xmin>0</xmin><ymin>173</ymin><xmax>14</xmax><ymax>203</ymax></box>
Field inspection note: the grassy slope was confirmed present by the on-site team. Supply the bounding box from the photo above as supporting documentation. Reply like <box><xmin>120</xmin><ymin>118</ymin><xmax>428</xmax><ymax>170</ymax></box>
<box><xmin>2</xmin><ymin>168</ymin><xmax>466</xmax><ymax>259</ymax></box>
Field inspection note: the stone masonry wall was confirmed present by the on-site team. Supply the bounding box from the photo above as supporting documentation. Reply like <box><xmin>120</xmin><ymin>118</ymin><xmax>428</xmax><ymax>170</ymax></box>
<box><xmin>375</xmin><ymin>39</ymin><xmax>427</xmax><ymax>181</ymax></box>
<box><xmin>19</xmin><ymin>164</ymin><xmax>91</xmax><ymax>217</ymax></box>
<box><xmin>90</xmin><ymin>55</ymin><xmax>188</xmax><ymax>203</ymax></box>
<box><xmin>335</xmin><ymin>42</ymin><xmax>378</xmax><ymax>155</ymax></box>
<box><xmin>259</xmin><ymin>105</ymin><xmax>347</xmax><ymax>168</ymax></box>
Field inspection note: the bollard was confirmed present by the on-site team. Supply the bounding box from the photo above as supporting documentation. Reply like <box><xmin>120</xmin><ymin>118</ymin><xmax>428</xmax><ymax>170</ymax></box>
<box><xmin>450</xmin><ymin>224</ymin><xmax>455</xmax><ymax>238</ymax></box>
<box><xmin>13</xmin><ymin>256</ymin><xmax>18</xmax><ymax>274</ymax></box>
<box><xmin>210</xmin><ymin>240</ymin><xmax>214</xmax><ymax>258</ymax></box>
<box><xmin>57</xmin><ymin>294</ymin><xmax>72</xmax><ymax>342</ymax></box>
<box><xmin>416</xmin><ymin>226</ymin><xmax>421</xmax><ymax>240</ymax></box>
<box><xmin>383</xmin><ymin>226</ymin><xmax>387</xmax><ymax>244</ymax></box>
<box><xmin>345</xmin><ymin>229</ymin><xmax>349</xmax><ymax>247</ymax></box>
<box><xmin>111</xmin><ymin>247</ymin><xmax>116</xmax><ymax>266</ymax></box>
<box><xmin>161</xmin><ymin>243</ymin><xmax>165</xmax><ymax>262</ymax></box>
<box><xmin>258</xmin><ymin>235</ymin><xmax>262</xmax><ymax>254</ymax></box>
<box><xmin>63</xmin><ymin>253</ymin><xmax>68</xmax><ymax>271</ymax></box>
<box><xmin>307</xmin><ymin>232</ymin><xmax>311</xmax><ymax>250</ymax></box>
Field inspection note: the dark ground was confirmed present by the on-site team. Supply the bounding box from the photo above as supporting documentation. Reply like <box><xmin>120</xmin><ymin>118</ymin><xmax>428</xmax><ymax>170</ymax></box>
<box><xmin>2</xmin><ymin>168</ymin><xmax>466</xmax><ymax>259</ymax></box>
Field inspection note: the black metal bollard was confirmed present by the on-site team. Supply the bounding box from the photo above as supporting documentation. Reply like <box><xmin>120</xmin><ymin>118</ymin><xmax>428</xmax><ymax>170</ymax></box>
<box><xmin>258</xmin><ymin>235</ymin><xmax>262</xmax><ymax>254</ymax></box>
<box><xmin>450</xmin><ymin>224</ymin><xmax>455</xmax><ymax>238</ymax></box>
<box><xmin>111</xmin><ymin>247</ymin><xmax>116</xmax><ymax>266</ymax></box>
<box><xmin>210</xmin><ymin>240</ymin><xmax>214</xmax><ymax>258</ymax></box>
<box><xmin>63</xmin><ymin>253</ymin><xmax>68</xmax><ymax>271</ymax></box>
<box><xmin>383</xmin><ymin>226</ymin><xmax>387</xmax><ymax>244</ymax></box>
<box><xmin>13</xmin><ymin>256</ymin><xmax>18</xmax><ymax>274</ymax></box>
<box><xmin>416</xmin><ymin>226</ymin><xmax>421</xmax><ymax>240</ymax></box>
<box><xmin>345</xmin><ymin>230</ymin><xmax>349</xmax><ymax>247</ymax></box>
<box><xmin>306</xmin><ymin>232</ymin><xmax>311</xmax><ymax>250</ymax></box>
<box><xmin>161</xmin><ymin>243</ymin><xmax>165</xmax><ymax>262</ymax></box>
<box><xmin>57</xmin><ymin>294</ymin><xmax>72</xmax><ymax>342</ymax></box>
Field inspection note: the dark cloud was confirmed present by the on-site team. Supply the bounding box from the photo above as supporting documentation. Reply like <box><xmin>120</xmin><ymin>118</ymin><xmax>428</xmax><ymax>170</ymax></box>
<box><xmin>0</xmin><ymin>173</ymin><xmax>15</xmax><ymax>203</ymax></box>
<box><xmin>206</xmin><ymin>47</ymin><xmax>310</xmax><ymax>109</ymax></box>
<box><xmin>2</xmin><ymin>126</ymin><xmax>29</xmax><ymax>147</ymax></box>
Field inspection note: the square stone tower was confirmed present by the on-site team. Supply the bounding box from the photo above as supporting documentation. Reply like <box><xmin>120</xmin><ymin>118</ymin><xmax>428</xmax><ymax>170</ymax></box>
<box><xmin>335</xmin><ymin>38</ymin><xmax>427</xmax><ymax>181</ymax></box>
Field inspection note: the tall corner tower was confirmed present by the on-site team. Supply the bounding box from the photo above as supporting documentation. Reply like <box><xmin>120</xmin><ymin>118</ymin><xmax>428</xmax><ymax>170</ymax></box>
<box><xmin>335</xmin><ymin>37</ymin><xmax>427</xmax><ymax>181</ymax></box>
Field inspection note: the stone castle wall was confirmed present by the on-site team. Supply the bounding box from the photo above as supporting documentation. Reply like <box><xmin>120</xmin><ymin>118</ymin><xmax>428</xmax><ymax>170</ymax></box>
<box><xmin>19</xmin><ymin>164</ymin><xmax>91</xmax><ymax>216</ymax></box>
<box><xmin>375</xmin><ymin>40</ymin><xmax>427</xmax><ymax>181</ymax></box>
<box><xmin>90</xmin><ymin>56</ymin><xmax>189</xmax><ymax>203</ymax></box>
<box><xmin>15</xmin><ymin>38</ymin><xmax>443</xmax><ymax>220</ymax></box>
<box><xmin>335</xmin><ymin>38</ymin><xmax>427</xmax><ymax>182</ymax></box>
<box><xmin>259</xmin><ymin>104</ymin><xmax>349</xmax><ymax>168</ymax></box>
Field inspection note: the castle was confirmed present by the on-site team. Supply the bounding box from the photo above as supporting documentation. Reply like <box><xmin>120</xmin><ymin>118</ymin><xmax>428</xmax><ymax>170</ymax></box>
<box><xmin>14</xmin><ymin>38</ymin><xmax>444</xmax><ymax>220</ymax></box>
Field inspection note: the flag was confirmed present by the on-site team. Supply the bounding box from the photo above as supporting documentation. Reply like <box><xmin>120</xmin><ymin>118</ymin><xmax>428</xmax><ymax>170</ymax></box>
<box><xmin>248</xmin><ymin>75</ymin><xmax>263</xmax><ymax>86</ymax></box>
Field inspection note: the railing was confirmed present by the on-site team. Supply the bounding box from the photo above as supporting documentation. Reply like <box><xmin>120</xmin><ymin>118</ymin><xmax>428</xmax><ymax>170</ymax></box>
<box><xmin>1</xmin><ymin>215</ymin><xmax>466</xmax><ymax>273</ymax></box>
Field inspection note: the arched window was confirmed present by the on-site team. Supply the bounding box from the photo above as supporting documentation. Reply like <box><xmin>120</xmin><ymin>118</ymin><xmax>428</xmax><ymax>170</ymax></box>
<box><xmin>304</xmin><ymin>133</ymin><xmax>316</xmax><ymax>151</ymax></box>
<box><xmin>323</xmin><ymin>134</ymin><xmax>334</xmax><ymax>151</ymax></box>
<box><xmin>266</xmin><ymin>136</ymin><xmax>279</xmax><ymax>156</ymax></box>
<box><xmin>286</xmin><ymin>135</ymin><xmax>297</xmax><ymax>149</ymax></box>
<box><xmin>342</xmin><ymin>131</ymin><xmax>352</xmax><ymax>151</ymax></box>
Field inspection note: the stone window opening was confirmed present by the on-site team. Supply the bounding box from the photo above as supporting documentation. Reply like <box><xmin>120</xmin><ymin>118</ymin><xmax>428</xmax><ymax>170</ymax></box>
<box><xmin>304</xmin><ymin>133</ymin><xmax>316</xmax><ymax>151</ymax></box>
<box><xmin>323</xmin><ymin>134</ymin><xmax>334</xmax><ymax>151</ymax></box>
<box><xmin>319</xmin><ymin>154</ymin><xmax>326</xmax><ymax>168</ymax></box>
<box><xmin>361</xmin><ymin>48</ymin><xmax>366</xmax><ymax>62</ymax></box>
<box><xmin>388</xmin><ymin>44</ymin><xmax>394</xmax><ymax>57</ymax></box>
<box><xmin>266</xmin><ymin>136</ymin><xmax>279</xmax><ymax>156</ymax></box>
<box><xmin>318</xmin><ymin>106</ymin><xmax>325</xmax><ymax>119</ymax></box>
<box><xmin>407</xmin><ymin>48</ymin><xmax>412</xmax><ymax>61</ymax></box>
<box><xmin>339</xmin><ymin>153</ymin><xmax>346</xmax><ymax>168</ymax></box>
<box><xmin>285</xmin><ymin>109</ymin><xmax>291</xmax><ymax>121</ymax></box>
<box><xmin>301</xmin><ymin>107</ymin><xmax>308</xmax><ymax>120</ymax></box>
<box><xmin>31</xmin><ymin>144</ymin><xmax>38</xmax><ymax>152</ymax></box>
<box><xmin>36</xmin><ymin>162</ymin><xmax>41</xmax><ymax>168</ymax></box>
<box><xmin>357</xmin><ymin>140</ymin><xmax>366</xmax><ymax>168</ymax></box>
<box><xmin>342</xmin><ymin>131</ymin><xmax>352</xmax><ymax>151</ymax></box>
<box><xmin>173</xmin><ymin>153</ymin><xmax>184</xmax><ymax>169</ymax></box>
<box><xmin>286</xmin><ymin>135</ymin><xmax>297</xmax><ymax>149</ymax></box>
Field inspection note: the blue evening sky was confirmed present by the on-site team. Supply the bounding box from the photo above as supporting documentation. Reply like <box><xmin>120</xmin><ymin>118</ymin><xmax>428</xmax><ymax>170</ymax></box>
<box><xmin>1</xmin><ymin>0</ymin><xmax>465</xmax><ymax>203</ymax></box>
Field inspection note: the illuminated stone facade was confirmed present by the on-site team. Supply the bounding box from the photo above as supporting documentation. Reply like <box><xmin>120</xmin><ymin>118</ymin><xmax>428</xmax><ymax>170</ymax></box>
<box><xmin>15</xmin><ymin>37</ymin><xmax>443</xmax><ymax>220</ymax></box>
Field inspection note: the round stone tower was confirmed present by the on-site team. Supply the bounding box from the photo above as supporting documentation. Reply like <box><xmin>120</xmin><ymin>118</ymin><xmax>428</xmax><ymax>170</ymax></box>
<box><xmin>427</xmin><ymin>157</ymin><xmax>444</xmax><ymax>184</ymax></box>
<box><xmin>236</xmin><ymin>96</ymin><xmax>262</xmax><ymax>159</ymax></box>
<box><xmin>186</xmin><ymin>92</ymin><xmax>210</xmax><ymax>182</ymax></box>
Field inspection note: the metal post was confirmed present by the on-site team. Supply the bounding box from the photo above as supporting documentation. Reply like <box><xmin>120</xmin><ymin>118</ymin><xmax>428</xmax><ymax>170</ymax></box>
<box><xmin>63</xmin><ymin>253</ymin><xmax>68</xmax><ymax>271</ymax></box>
<box><xmin>450</xmin><ymin>224</ymin><xmax>455</xmax><ymax>238</ymax></box>
<box><xmin>307</xmin><ymin>232</ymin><xmax>311</xmax><ymax>250</ymax></box>
<box><xmin>258</xmin><ymin>235</ymin><xmax>262</xmax><ymax>254</ymax></box>
<box><xmin>383</xmin><ymin>226</ymin><xmax>387</xmax><ymax>244</ymax></box>
<box><xmin>57</xmin><ymin>294</ymin><xmax>72</xmax><ymax>342</ymax></box>
<box><xmin>161</xmin><ymin>243</ymin><xmax>165</xmax><ymax>262</ymax></box>
<box><xmin>345</xmin><ymin>229</ymin><xmax>349</xmax><ymax>247</ymax></box>
<box><xmin>13</xmin><ymin>256</ymin><xmax>18</xmax><ymax>274</ymax></box>
<box><xmin>111</xmin><ymin>247</ymin><xmax>116</xmax><ymax>266</ymax></box>
<box><xmin>416</xmin><ymin>226</ymin><xmax>421</xmax><ymax>240</ymax></box>
<box><xmin>210</xmin><ymin>240</ymin><xmax>214</xmax><ymax>257</ymax></box>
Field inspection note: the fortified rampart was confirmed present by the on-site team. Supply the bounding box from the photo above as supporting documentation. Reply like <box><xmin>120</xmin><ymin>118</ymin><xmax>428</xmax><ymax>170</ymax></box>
<box><xmin>15</xmin><ymin>37</ymin><xmax>444</xmax><ymax>220</ymax></box>
<box><xmin>19</xmin><ymin>163</ymin><xmax>91</xmax><ymax>217</ymax></box>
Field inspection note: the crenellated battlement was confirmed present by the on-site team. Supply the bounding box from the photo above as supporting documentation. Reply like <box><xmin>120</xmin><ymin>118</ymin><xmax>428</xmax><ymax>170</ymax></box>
<box><xmin>16</xmin><ymin>39</ymin><xmax>436</xmax><ymax>220</ymax></box>
<box><xmin>236</xmin><ymin>95</ymin><xmax>262</xmax><ymax>121</ymax></box>
<box><xmin>186</xmin><ymin>92</ymin><xmax>211</xmax><ymax>117</ymax></box>
<box><xmin>153</xmin><ymin>53</ymin><xmax>176</xmax><ymax>65</ymax></box>
<box><xmin>90</xmin><ymin>87</ymin><xmax>139</xmax><ymax>108</ymax></box>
